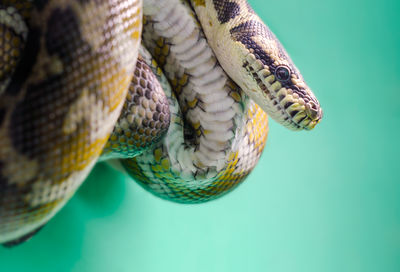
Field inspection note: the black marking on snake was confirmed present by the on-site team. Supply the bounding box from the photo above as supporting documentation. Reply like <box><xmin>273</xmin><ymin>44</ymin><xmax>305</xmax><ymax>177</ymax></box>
<box><xmin>9</xmin><ymin>74</ymin><xmax>65</xmax><ymax>157</ymax></box>
<box><xmin>0</xmin><ymin>161</ymin><xmax>13</xmax><ymax>227</ymax></box>
<box><xmin>231</xmin><ymin>20</ymin><xmax>304</xmax><ymax>90</ymax></box>
<box><xmin>2</xmin><ymin>224</ymin><xmax>45</xmax><ymax>248</ymax></box>
<box><xmin>45</xmin><ymin>7</ymin><xmax>85</xmax><ymax>65</ymax></box>
<box><xmin>4</xmin><ymin>27</ymin><xmax>40</xmax><ymax>96</ymax></box>
<box><xmin>230</xmin><ymin>20</ymin><xmax>276</xmax><ymax>66</ymax></box>
<box><xmin>284</xmin><ymin>101</ymin><xmax>293</xmax><ymax>109</ymax></box>
<box><xmin>212</xmin><ymin>0</ymin><xmax>240</xmax><ymax>24</ymax></box>
<box><xmin>0</xmin><ymin>161</ymin><xmax>8</xmax><ymax>191</ymax></box>
<box><xmin>290</xmin><ymin>110</ymin><xmax>299</xmax><ymax>118</ymax></box>
<box><xmin>34</xmin><ymin>0</ymin><xmax>50</xmax><ymax>11</ymax></box>
<box><xmin>0</xmin><ymin>108</ymin><xmax>5</xmax><ymax>126</ymax></box>
<box><xmin>145</xmin><ymin>89</ymin><xmax>151</xmax><ymax>99</ymax></box>
<box><xmin>9</xmin><ymin>7</ymin><xmax>94</xmax><ymax>158</ymax></box>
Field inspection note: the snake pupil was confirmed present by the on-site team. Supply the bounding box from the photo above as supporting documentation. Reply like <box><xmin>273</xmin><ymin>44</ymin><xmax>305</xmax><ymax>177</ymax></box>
<box><xmin>275</xmin><ymin>65</ymin><xmax>291</xmax><ymax>81</ymax></box>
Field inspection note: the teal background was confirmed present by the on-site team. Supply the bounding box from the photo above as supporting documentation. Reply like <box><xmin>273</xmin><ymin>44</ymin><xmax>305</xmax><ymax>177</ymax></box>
<box><xmin>1</xmin><ymin>0</ymin><xmax>399</xmax><ymax>271</ymax></box>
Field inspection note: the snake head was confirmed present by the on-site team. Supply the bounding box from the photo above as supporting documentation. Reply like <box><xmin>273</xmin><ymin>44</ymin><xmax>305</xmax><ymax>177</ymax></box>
<box><xmin>231</xmin><ymin>20</ymin><xmax>323</xmax><ymax>131</ymax></box>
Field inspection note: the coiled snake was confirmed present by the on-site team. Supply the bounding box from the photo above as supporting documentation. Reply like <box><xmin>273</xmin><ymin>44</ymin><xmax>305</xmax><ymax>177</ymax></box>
<box><xmin>0</xmin><ymin>0</ymin><xmax>322</xmax><ymax>246</ymax></box>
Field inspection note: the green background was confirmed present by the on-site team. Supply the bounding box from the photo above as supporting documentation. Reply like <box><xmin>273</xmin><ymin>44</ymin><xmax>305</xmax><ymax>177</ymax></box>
<box><xmin>1</xmin><ymin>0</ymin><xmax>399</xmax><ymax>271</ymax></box>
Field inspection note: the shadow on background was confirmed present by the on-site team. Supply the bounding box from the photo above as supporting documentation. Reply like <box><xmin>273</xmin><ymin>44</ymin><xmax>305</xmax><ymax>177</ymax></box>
<box><xmin>0</xmin><ymin>163</ymin><xmax>140</xmax><ymax>271</ymax></box>
<box><xmin>76</xmin><ymin>162</ymin><xmax>128</xmax><ymax>216</ymax></box>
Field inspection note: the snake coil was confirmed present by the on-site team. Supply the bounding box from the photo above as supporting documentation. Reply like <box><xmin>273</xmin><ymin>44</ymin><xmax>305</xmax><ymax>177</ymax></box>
<box><xmin>0</xmin><ymin>0</ymin><xmax>322</xmax><ymax>246</ymax></box>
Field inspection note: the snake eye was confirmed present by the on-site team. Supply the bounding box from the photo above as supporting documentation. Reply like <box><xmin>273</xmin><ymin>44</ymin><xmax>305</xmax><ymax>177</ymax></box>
<box><xmin>275</xmin><ymin>65</ymin><xmax>291</xmax><ymax>82</ymax></box>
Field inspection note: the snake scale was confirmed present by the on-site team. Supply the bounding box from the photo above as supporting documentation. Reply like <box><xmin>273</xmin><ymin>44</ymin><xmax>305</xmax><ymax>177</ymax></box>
<box><xmin>0</xmin><ymin>0</ymin><xmax>322</xmax><ymax>246</ymax></box>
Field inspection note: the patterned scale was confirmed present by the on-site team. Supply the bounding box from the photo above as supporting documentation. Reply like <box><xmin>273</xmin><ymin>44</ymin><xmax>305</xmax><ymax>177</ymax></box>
<box><xmin>122</xmin><ymin>100</ymin><xmax>268</xmax><ymax>203</ymax></box>
<box><xmin>0</xmin><ymin>0</ymin><xmax>142</xmax><ymax>245</ymax></box>
<box><xmin>0</xmin><ymin>0</ymin><xmax>31</xmax><ymax>96</ymax></box>
<box><xmin>120</xmin><ymin>0</ymin><xmax>269</xmax><ymax>203</ymax></box>
<box><xmin>102</xmin><ymin>55</ymin><xmax>171</xmax><ymax>160</ymax></box>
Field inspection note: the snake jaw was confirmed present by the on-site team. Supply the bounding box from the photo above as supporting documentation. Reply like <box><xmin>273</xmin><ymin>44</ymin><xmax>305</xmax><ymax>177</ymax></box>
<box><xmin>241</xmin><ymin>51</ymin><xmax>322</xmax><ymax>131</ymax></box>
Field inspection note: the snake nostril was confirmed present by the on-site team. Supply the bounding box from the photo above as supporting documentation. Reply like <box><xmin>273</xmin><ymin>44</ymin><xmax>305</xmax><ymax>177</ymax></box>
<box><xmin>310</xmin><ymin>101</ymin><xmax>318</xmax><ymax>111</ymax></box>
<box><xmin>305</xmin><ymin>101</ymin><xmax>320</xmax><ymax>120</ymax></box>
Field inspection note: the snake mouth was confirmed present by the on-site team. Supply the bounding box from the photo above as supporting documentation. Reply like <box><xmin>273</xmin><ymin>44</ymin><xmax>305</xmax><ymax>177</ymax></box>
<box><xmin>243</xmin><ymin>60</ymin><xmax>322</xmax><ymax>130</ymax></box>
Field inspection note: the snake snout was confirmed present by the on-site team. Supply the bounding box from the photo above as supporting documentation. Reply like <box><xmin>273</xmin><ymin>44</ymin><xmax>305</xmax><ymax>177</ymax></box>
<box><xmin>303</xmin><ymin>101</ymin><xmax>323</xmax><ymax>130</ymax></box>
<box><xmin>305</xmin><ymin>101</ymin><xmax>323</xmax><ymax>121</ymax></box>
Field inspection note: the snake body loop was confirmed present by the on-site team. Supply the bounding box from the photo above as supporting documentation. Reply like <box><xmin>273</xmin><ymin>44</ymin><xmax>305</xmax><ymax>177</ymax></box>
<box><xmin>119</xmin><ymin>0</ymin><xmax>268</xmax><ymax>202</ymax></box>
<box><xmin>0</xmin><ymin>0</ymin><xmax>321</xmax><ymax>245</ymax></box>
<box><xmin>0</xmin><ymin>0</ymin><xmax>142</xmax><ymax>245</ymax></box>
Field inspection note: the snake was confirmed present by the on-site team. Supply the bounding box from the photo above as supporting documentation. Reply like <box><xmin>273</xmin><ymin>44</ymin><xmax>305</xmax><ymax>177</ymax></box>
<box><xmin>0</xmin><ymin>0</ymin><xmax>322</xmax><ymax>247</ymax></box>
